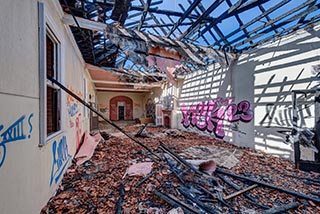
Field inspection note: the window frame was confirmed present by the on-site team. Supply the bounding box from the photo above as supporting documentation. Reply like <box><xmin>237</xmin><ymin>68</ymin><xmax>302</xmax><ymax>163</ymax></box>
<box><xmin>39</xmin><ymin>2</ymin><xmax>65</xmax><ymax>146</ymax></box>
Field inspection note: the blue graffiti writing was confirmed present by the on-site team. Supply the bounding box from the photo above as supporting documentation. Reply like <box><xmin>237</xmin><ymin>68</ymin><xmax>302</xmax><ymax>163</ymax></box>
<box><xmin>50</xmin><ymin>136</ymin><xmax>71</xmax><ymax>186</ymax></box>
<box><xmin>68</xmin><ymin>103</ymin><xmax>79</xmax><ymax>117</ymax></box>
<box><xmin>1</xmin><ymin>116</ymin><xmax>26</xmax><ymax>144</ymax></box>
<box><xmin>0</xmin><ymin>114</ymin><xmax>34</xmax><ymax>168</ymax></box>
<box><xmin>28</xmin><ymin>113</ymin><xmax>34</xmax><ymax>139</ymax></box>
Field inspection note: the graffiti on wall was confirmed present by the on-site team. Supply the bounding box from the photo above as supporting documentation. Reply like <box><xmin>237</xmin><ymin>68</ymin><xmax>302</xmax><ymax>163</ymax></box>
<box><xmin>50</xmin><ymin>135</ymin><xmax>72</xmax><ymax>186</ymax></box>
<box><xmin>181</xmin><ymin>97</ymin><xmax>253</xmax><ymax>139</ymax></box>
<box><xmin>67</xmin><ymin>87</ymin><xmax>83</xmax><ymax>150</ymax></box>
<box><xmin>67</xmin><ymin>87</ymin><xmax>83</xmax><ymax>117</ymax></box>
<box><xmin>0</xmin><ymin>113</ymin><xmax>34</xmax><ymax>168</ymax></box>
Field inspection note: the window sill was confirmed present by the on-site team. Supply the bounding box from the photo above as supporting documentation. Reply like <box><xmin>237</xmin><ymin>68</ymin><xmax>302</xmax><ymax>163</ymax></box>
<box><xmin>39</xmin><ymin>130</ymin><xmax>64</xmax><ymax>147</ymax></box>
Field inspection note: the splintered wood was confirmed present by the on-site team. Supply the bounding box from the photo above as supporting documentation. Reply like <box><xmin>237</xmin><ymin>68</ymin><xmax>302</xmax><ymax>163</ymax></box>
<box><xmin>41</xmin><ymin>125</ymin><xmax>320</xmax><ymax>214</ymax></box>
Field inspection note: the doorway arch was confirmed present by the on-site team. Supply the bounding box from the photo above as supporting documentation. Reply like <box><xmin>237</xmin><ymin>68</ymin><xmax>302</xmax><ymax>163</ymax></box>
<box><xmin>110</xmin><ymin>96</ymin><xmax>133</xmax><ymax>121</ymax></box>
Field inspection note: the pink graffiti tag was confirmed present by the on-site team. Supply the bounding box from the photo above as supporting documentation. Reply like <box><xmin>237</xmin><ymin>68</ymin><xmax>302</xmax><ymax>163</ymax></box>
<box><xmin>181</xmin><ymin>98</ymin><xmax>253</xmax><ymax>139</ymax></box>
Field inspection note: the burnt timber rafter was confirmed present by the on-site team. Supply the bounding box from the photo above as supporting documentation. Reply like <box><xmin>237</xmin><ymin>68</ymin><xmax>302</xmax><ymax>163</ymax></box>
<box><xmin>212</xmin><ymin>0</ymin><xmax>291</xmax><ymax>47</ymax></box>
<box><xmin>137</xmin><ymin>0</ymin><xmax>152</xmax><ymax>31</ymax></box>
<box><xmin>233</xmin><ymin>1</ymin><xmax>320</xmax><ymax>49</ymax></box>
<box><xmin>60</xmin><ymin>0</ymin><xmax>320</xmax><ymax>73</ymax></box>
<box><xmin>179</xmin><ymin>0</ymin><xmax>225</xmax><ymax>40</ymax></box>
<box><xmin>166</xmin><ymin>0</ymin><xmax>201</xmax><ymax>38</ymax></box>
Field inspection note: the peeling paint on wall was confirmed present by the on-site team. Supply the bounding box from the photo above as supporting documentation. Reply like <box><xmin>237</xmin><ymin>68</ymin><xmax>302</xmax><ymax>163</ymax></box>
<box><xmin>0</xmin><ymin>113</ymin><xmax>34</xmax><ymax>168</ymax></box>
<box><xmin>181</xmin><ymin>97</ymin><xmax>253</xmax><ymax>139</ymax></box>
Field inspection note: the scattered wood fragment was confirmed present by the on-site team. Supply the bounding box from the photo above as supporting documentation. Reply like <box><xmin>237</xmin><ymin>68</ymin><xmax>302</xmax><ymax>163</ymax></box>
<box><xmin>217</xmin><ymin>174</ymin><xmax>270</xmax><ymax>209</ymax></box>
<box><xmin>223</xmin><ymin>184</ymin><xmax>258</xmax><ymax>200</ymax></box>
<box><xmin>135</xmin><ymin>171</ymin><xmax>155</xmax><ymax>187</ymax></box>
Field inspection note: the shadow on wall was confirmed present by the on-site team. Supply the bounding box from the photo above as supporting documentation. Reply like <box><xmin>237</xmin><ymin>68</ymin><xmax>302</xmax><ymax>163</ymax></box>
<box><xmin>239</xmin><ymin>30</ymin><xmax>320</xmax><ymax>159</ymax></box>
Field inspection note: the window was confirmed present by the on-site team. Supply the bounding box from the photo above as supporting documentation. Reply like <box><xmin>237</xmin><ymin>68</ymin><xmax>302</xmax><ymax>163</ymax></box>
<box><xmin>39</xmin><ymin>2</ymin><xmax>63</xmax><ymax>145</ymax></box>
<box><xmin>46</xmin><ymin>33</ymin><xmax>61</xmax><ymax>136</ymax></box>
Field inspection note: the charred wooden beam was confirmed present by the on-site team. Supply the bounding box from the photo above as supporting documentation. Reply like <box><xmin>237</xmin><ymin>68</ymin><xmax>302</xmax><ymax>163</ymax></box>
<box><xmin>212</xmin><ymin>0</ymin><xmax>290</xmax><ymax>47</ymax></box>
<box><xmin>179</xmin><ymin>0</ymin><xmax>224</xmax><ymax>40</ymax></box>
<box><xmin>142</xmin><ymin>22</ymin><xmax>193</xmax><ymax>28</ymax></box>
<box><xmin>216</xmin><ymin>168</ymin><xmax>320</xmax><ymax>204</ymax></box>
<box><xmin>166</xmin><ymin>0</ymin><xmax>201</xmax><ymax>37</ymax></box>
<box><xmin>115</xmin><ymin>183</ymin><xmax>125</xmax><ymax>214</ymax></box>
<box><xmin>159</xmin><ymin>141</ymin><xmax>200</xmax><ymax>174</ymax></box>
<box><xmin>258</xmin><ymin>202</ymin><xmax>300</xmax><ymax>214</ymax></box>
<box><xmin>137</xmin><ymin>0</ymin><xmax>152</xmax><ymax>30</ymax></box>
<box><xmin>240</xmin><ymin>13</ymin><xmax>320</xmax><ymax>53</ymax></box>
<box><xmin>202</xmin><ymin>0</ymin><xmax>272</xmax><ymax>44</ymax></box>
<box><xmin>111</xmin><ymin>0</ymin><xmax>131</xmax><ymax>25</ymax></box>
<box><xmin>153</xmin><ymin>189</ymin><xmax>202</xmax><ymax>214</ymax></box>
<box><xmin>232</xmin><ymin>0</ymin><xmax>318</xmax><ymax>48</ymax></box>
<box><xmin>178</xmin><ymin>186</ymin><xmax>218</xmax><ymax>214</ymax></box>
<box><xmin>182</xmin><ymin>0</ymin><xmax>271</xmax><ymax>40</ymax></box>
<box><xmin>135</xmin><ymin>171</ymin><xmax>155</xmax><ymax>187</ymax></box>
<box><xmin>138</xmin><ymin>0</ymin><xmax>167</xmax><ymax>35</ymax></box>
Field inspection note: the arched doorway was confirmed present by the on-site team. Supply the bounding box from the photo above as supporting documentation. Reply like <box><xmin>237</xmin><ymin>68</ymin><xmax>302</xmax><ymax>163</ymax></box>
<box><xmin>110</xmin><ymin>96</ymin><xmax>133</xmax><ymax>121</ymax></box>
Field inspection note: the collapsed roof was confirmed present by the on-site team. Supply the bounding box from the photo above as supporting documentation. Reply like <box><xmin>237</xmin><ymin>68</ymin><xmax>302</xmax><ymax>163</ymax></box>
<box><xmin>60</xmin><ymin>0</ymin><xmax>320</xmax><ymax>80</ymax></box>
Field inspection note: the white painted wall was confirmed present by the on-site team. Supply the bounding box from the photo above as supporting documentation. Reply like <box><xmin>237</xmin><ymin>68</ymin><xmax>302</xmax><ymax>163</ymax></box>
<box><xmin>0</xmin><ymin>0</ymin><xmax>95</xmax><ymax>213</ymax></box>
<box><xmin>173</xmin><ymin>23</ymin><xmax>320</xmax><ymax>161</ymax></box>
<box><xmin>233</xmin><ymin>24</ymin><xmax>320</xmax><ymax>160</ymax></box>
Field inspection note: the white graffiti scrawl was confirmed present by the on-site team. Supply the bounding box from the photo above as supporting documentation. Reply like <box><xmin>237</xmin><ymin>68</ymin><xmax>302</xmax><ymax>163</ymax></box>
<box><xmin>181</xmin><ymin>97</ymin><xmax>253</xmax><ymax>139</ymax></box>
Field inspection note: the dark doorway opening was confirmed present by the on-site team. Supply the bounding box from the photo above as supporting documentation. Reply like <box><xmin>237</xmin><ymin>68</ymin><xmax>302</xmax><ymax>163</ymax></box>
<box><xmin>118</xmin><ymin>106</ymin><xmax>125</xmax><ymax>120</ymax></box>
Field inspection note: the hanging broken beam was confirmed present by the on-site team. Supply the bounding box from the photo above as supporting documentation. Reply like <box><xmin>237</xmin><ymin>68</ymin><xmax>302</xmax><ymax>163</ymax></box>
<box><xmin>63</xmin><ymin>13</ymin><xmax>235</xmax><ymax>68</ymax></box>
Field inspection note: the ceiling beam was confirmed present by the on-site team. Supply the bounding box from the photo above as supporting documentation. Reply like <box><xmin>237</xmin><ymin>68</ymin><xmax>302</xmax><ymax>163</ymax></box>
<box><xmin>166</xmin><ymin>0</ymin><xmax>202</xmax><ymax>37</ymax></box>
<box><xmin>233</xmin><ymin>1</ymin><xmax>319</xmax><ymax>49</ymax></box>
<box><xmin>138</xmin><ymin>0</ymin><xmax>167</xmax><ymax>35</ymax></box>
<box><xmin>179</xmin><ymin>0</ymin><xmax>224</xmax><ymax>40</ymax></box>
<box><xmin>142</xmin><ymin>22</ymin><xmax>193</xmax><ymax>28</ymax></box>
<box><xmin>195</xmin><ymin>0</ymin><xmax>271</xmax><ymax>42</ymax></box>
<box><xmin>96</xmin><ymin>87</ymin><xmax>151</xmax><ymax>92</ymax></box>
<box><xmin>137</xmin><ymin>0</ymin><xmax>152</xmax><ymax>30</ymax></box>
<box><xmin>63</xmin><ymin>14</ymin><xmax>107</xmax><ymax>31</ymax></box>
<box><xmin>93</xmin><ymin>80</ymin><xmax>162</xmax><ymax>87</ymax></box>
<box><xmin>212</xmin><ymin>0</ymin><xmax>290</xmax><ymax>47</ymax></box>
<box><xmin>240</xmin><ymin>13</ymin><xmax>320</xmax><ymax>52</ymax></box>
<box><xmin>79</xmin><ymin>0</ymin><xmax>216</xmax><ymax>22</ymax></box>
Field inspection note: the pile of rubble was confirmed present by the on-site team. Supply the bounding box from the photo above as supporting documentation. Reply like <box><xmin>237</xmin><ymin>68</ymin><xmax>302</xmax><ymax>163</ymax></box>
<box><xmin>41</xmin><ymin>126</ymin><xmax>320</xmax><ymax>214</ymax></box>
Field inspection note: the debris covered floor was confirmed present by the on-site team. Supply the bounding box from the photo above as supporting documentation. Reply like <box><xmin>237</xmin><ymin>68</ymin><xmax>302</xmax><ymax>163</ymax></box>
<box><xmin>41</xmin><ymin>125</ymin><xmax>320</xmax><ymax>214</ymax></box>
